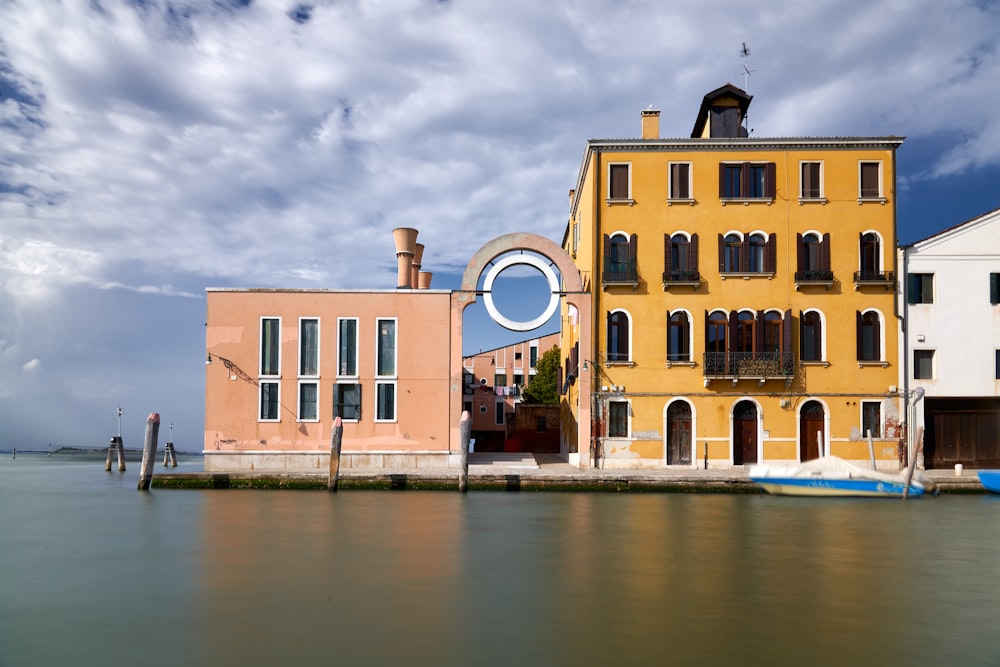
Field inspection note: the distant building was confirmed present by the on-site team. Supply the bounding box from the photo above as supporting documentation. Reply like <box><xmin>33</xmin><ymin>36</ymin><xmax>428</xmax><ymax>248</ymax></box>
<box><xmin>461</xmin><ymin>332</ymin><xmax>559</xmax><ymax>451</ymax></box>
<box><xmin>561</xmin><ymin>84</ymin><xmax>907</xmax><ymax>469</ymax></box>
<box><xmin>899</xmin><ymin>206</ymin><xmax>1000</xmax><ymax>468</ymax></box>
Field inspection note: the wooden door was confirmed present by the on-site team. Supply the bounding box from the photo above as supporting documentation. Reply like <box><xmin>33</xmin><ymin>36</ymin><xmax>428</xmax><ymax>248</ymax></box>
<box><xmin>733</xmin><ymin>401</ymin><xmax>758</xmax><ymax>465</ymax></box>
<box><xmin>667</xmin><ymin>402</ymin><xmax>692</xmax><ymax>465</ymax></box>
<box><xmin>800</xmin><ymin>400</ymin><xmax>824</xmax><ymax>461</ymax></box>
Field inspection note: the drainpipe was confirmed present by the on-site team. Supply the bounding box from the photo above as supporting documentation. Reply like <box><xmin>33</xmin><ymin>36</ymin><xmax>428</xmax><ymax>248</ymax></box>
<box><xmin>899</xmin><ymin>243</ymin><xmax>911</xmax><ymax>466</ymax></box>
<box><xmin>592</xmin><ymin>146</ymin><xmax>603</xmax><ymax>468</ymax></box>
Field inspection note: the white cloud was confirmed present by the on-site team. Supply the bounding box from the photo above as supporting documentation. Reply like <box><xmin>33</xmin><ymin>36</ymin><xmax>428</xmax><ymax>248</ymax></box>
<box><xmin>22</xmin><ymin>358</ymin><xmax>40</xmax><ymax>372</ymax></box>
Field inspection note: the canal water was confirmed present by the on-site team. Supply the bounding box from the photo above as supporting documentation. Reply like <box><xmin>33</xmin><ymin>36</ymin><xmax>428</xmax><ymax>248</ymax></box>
<box><xmin>3</xmin><ymin>453</ymin><xmax>1000</xmax><ymax>666</ymax></box>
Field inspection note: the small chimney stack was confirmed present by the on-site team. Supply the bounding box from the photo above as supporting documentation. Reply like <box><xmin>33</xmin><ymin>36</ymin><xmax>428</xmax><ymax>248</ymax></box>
<box><xmin>392</xmin><ymin>227</ymin><xmax>418</xmax><ymax>289</ymax></box>
<box><xmin>411</xmin><ymin>243</ymin><xmax>425</xmax><ymax>290</ymax></box>
<box><xmin>418</xmin><ymin>271</ymin><xmax>433</xmax><ymax>289</ymax></box>
<box><xmin>641</xmin><ymin>106</ymin><xmax>660</xmax><ymax>139</ymax></box>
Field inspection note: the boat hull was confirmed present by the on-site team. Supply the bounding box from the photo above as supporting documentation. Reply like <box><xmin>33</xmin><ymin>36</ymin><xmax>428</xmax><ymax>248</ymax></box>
<box><xmin>978</xmin><ymin>470</ymin><xmax>1000</xmax><ymax>493</ymax></box>
<box><xmin>752</xmin><ymin>477</ymin><xmax>924</xmax><ymax>497</ymax></box>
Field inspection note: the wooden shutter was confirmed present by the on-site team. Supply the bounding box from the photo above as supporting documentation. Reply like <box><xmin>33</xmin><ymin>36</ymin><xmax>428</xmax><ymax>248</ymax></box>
<box><xmin>740</xmin><ymin>237</ymin><xmax>750</xmax><ymax>273</ymax></box>
<box><xmin>571</xmin><ymin>343</ymin><xmax>579</xmax><ymax>377</ymax></box>
<box><xmin>873</xmin><ymin>313</ymin><xmax>881</xmax><ymax>361</ymax></box>
<box><xmin>856</xmin><ymin>311</ymin><xmax>863</xmax><ymax>360</ymax></box>
<box><xmin>628</xmin><ymin>233</ymin><xmax>637</xmax><ymax>266</ymax></box>
<box><xmin>740</xmin><ymin>162</ymin><xmax>751</xmax><ymax>198</ymax></box>
<box><xmin>705</xmin><ymin>310</ymin><xmax>711</xmax><ymax>352</ymax></box>
<box><xmin>610</xmin><ymin>164</ymin><xmax>629</xmax><ymax>199</ymax></box>
<box><xmin>728</xmin><ymin>311</ymin><xmax>738</xmax><ymax>354</ymax></box>
<box><xmin>907</xmin><ymin>274</ymin><xmax>920</xmax><ymax>305</ymax></box>
<box><xmin>756</xmin><ymin>310</ymin><xmax>766</xmax><ymax>353</ymax></box>
<box><xmin>991</xmin><ymin>274</ymin><xmax>1000</xmax><ymax>305</ymax></box>
<box><xmin>821</xmin><ymin>233</ymin><xmax>831</xmax><ymax>271</ymax></box>
<box><xmin>718</xmin><ymin>163</ymin><xmax>727</xmax><ymax>198</ymax></box>
<box><xmin>765</xmin><ymin>233</ymin><xmax>777</xmax><ymax>273</ymax></box>
<box><xmin>603</xmin><ymin>234</ymin><xmax>611</xmax><ymax>269</ymax></box>
<box><xmin>796</xmin><ymin>233</ymin><xmax>805</xmax><ymax>273</ymax></box>
<box><xmin>718</xmin><ymin>233</ymin><xmax>726</xmax><ymax>272</ymax></box>
<box><xmin>664</xmin><ymin>234</ymin><xmax>673</xmax><ymax>276</ymax></box>
<box><xmin>690</xmin><ymin>233</ymin><xmax>699</xmax><ymax>271</ymax></box>
<box><xmin>765</xmin><ymin>163</ymin><xmax>776</xmax><ymax>198</ymax></box>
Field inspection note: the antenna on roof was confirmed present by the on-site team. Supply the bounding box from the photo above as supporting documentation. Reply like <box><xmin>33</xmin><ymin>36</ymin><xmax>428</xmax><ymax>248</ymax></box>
<box><xmin>740</xmin><ymin>42</ymin><xmax>754</xmax><ymax>93</ymax></box>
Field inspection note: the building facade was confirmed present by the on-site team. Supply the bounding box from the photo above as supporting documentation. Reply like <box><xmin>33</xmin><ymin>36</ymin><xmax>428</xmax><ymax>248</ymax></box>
<box><xmin>899</xmin><ymin>206</ymin><xmax>1000</xmax><ymax>468</ymax></box>
<box><xmin>561</xmin><ymin>84</ymin><xmax>907</xmax><ymax>469</ymax></box>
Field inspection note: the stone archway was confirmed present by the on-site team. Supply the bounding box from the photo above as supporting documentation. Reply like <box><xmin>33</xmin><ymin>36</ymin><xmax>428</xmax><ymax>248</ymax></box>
<box><xmin>450</xmin><ymin>233</ymin><xmax>593</xmax><ymax>465</ymax></box>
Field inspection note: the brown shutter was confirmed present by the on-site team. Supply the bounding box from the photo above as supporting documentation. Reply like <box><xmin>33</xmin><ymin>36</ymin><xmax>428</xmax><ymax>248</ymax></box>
<box><xmin>603</xmin><ymin>234</ymin><xmax>611</xmax><ymax>272</ymax></box>
<box><xmin>873</xmin><ymin>313</ymin><xmax>881</xmax><ymax>361</ymax></box>
<box><xmin>798</xmin><ymin>310</ymin><xmax>805</xmax><ymax>358</ymax></box>
<box><xmin>718</xmin><ymin>233</ymin><xmax>725</xmax><ymax>272</ymax></box>
<box><xmin>690</xmin><ymin>233</ymin><xmax>699</xmax><ymax>272</ymax></box>
<box><xmin>756</xmin><ymin>310</ymin><xmax>765</xmax><ymax>353</ymax></box>
<box><xmin>740</xmin><ymin>237</ymin><xmax>750</xmax><ymax>273</ymax></box>
<box><xmin>664</xmin><ymin>234</ymin><xmax>673</xmax><ymax>276</ymax></box>
<box><xmin>728</xmin><ymin>311</ymin><xmax>738</xmax><ymax>353</ymax></box>
<box><xmin>796</xmin><ymin>233</ymin><xmax>805</xmax><ymax>273</ymax></box>
<box><xmin>821</xmin><ymin>233</ymin><xmax>831</xmax><ymax>271</ymax></box>
<box><xmin>741</xmin><ymin>162</ymin><xmax>751</xmax><ymax>198</ymax></box>
<box><xmin>856</xmin><ymin>311</ymin><xmax>863</xmax><ymax>360</ymax></box>
<box><xmin>719</xmin><ymin>163</ymin><xmax>727</xmax><ymax>198</ymax></box>
<box><xmin>705</xmin><ymin>310</ymin><xmax>711</xmax><ymax>352</ymax></box>
<box><xmin>628</xmin><ymin>233</ymin><xmax>637</xmax><ymax>266</ymax></box>
<box><xmin>571</xmin><ymin>343</ymin><xmax>579</xmax><ymax>377</ymax></box>
<box><xmin>801</xmin><ymin>163</ymin><xmax>811</xmax><ymax>197</ymax></box>
<box><xmin>765</xmin><ymin>233</ymin><xmax>777</xmax><ymax>273</ymax></box>
<box><xmin>765</xmin><ymin>162</ymin><xmax>776</xmax><ymax>198</ymax></box>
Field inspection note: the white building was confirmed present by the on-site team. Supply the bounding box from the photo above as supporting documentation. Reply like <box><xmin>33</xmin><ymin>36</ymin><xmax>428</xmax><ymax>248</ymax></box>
<box><xmin>899</xmin><ymin>206</ymin><xmax>1000</xmax><ymax>468</ymax></box>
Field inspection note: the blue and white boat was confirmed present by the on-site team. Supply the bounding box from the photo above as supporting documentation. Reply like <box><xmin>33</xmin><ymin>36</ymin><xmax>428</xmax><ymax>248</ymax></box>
<box><xmin>977</xmin><ymin>470</ymin><xmax>1000</xmax><ymax>493</ymax></box>
<box><xmin>749</xmin><ymin>456</ymin><xmax>934</xmax><ymax>497</ymax></box>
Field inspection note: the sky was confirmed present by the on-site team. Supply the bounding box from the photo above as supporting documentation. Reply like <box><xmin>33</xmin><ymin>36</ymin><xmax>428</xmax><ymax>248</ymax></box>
<box><xmin>1</xmin><ymin>0</ymin><xmax>999</xmax><ymax>451</ymax></box>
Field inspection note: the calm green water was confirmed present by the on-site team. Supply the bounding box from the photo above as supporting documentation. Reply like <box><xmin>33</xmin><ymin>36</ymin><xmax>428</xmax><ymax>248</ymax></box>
<box><xmin>2</xmin><ymin>454</ymin><xmax>1000</xmax><ymax>666</ymax></box>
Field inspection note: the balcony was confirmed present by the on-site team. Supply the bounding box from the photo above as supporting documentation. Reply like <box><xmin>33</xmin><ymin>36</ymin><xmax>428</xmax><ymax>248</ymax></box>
<box><xmin>602</xmin><ymin>260</ymin><xmax>638</xmax><ymax>289</ymax></box>
<box><xmin>662</xmin><ymin>269</ymin><xmax>701</xmax><ymax>290</ymax></box>
<box><xmin>703</xmin><ymin>352</ymin><xmax>794</xmax><ymax>383</ymax></box>
<box><xmin>853</xmin><ymin>270</ymin><xmax>894</xmax><ymax>290</ymax></box>
<box><xmin>794</xmin><ymin>269</ymin><xmax>834</xmax><ymax>290</ymax></box>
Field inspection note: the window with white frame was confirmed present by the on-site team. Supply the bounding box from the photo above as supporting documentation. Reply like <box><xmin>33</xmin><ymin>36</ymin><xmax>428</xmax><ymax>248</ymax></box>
<box><xmin>376</xmin><ymin>381</ymin><xmax>395</xmax><ymax>421</ymax></box>
<box><xmin>299</xmin><ymin>318</ymin><xmax>319</xmax><ymax>377</ymax></box>
<box><xmin>800</xmin><ymin>161</ymin><xmax>823</xmax><ymax>200</ymax></box>
<box><xmin>608</xmin><ymin>400</ymin><xmax>629</xmax><ymax>438</ymax></box>
<box><xmin>260</xmin><ymin>317</ymin><xmax>280</xmax><ymax>377</ymax></box>
<box><xmin>667</xmin><ymin>311</ymin><xmax>691</xmax><ymax>362</ymax></box>
<box><xmin>668</xmin><ymin>162</ymin><xmax>692</xmax><ymax>201</ymax></box>
<box><xmin>298</xmin><ymin>381</ymin><xmax>318</xmax><ymax>421</ymax></box>
<box><xmin>914</xmin><ymin>350</ymin><xmax>935</xmax><ymax>380</ymax></box>
<box><xmin>859</xmin><ymin>161</ymin><xmax>883</xmax><ymax>200</ymax></box>
<box><xmin>857</xmin><ymin>310</ymin><xmax>882</xmax><ymax>362</ymax></box>
<box><xmin>259</xmin><ymin>382</ymin><xmax>279</xmax><ymax>421</ymax></box>
<box><xmin>376</xmin><ymin>318</ymin><xmax>396</xmax><ymax>377</ymax></box>
<box><xmin>333</xmin><ymin>383</ymin><xmax>361</xmax><ymax>421</ymax></box>
<box><xmin>607</xmin><ymin>310</ymin><xmax>631</xmax><ymax>363</ymax></box>
<box><xmin>338</xmin><ymin>318</ymin><xmax>358</xmax><ymax>377</ymax></box>
<box><xmin>800</xmin><ymin>310</ymin><xmax>824</xmax><ymax>362</ymax></box>
<box><xmin>608</xmin><ymin>163</ymin><xmax>631</xmax><ymax>201</ymax></box>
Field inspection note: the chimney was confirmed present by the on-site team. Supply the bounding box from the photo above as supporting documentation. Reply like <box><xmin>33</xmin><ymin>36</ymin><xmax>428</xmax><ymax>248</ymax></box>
<box><xmin>411</xmin><ymin>243</ymin><xmax>425</xmax><ymax>290</ymax></box>
<box><xmin>392</xmin><ymin>227</ymin><xmax>418</xmax><ymax>289</ymax></box>
<box><xmin>641</xmin><ymin>106</ymin><xmax>660</xmax><ymax>139</ymax></box>
<box><xmin>418</xmin><ymin>271</ymin><xmax>433</xmax><ymax>289</ymax></box>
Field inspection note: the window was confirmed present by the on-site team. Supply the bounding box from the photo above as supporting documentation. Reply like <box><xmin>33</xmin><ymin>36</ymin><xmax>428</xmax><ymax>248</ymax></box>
<box><xmin>706</xmin><ymin>311</ymin><xmax>728</xmax><ymax>354</ymax></box>
<box><xmin>608</xmin><ymin>163</ymin><xmax>630</xmax><ymax>200</ymax></box>
<box><xmin>857</xmin><ymin>311</ymin><xmax>882</xmax><ymax>362</ymax></box>
<box><xmin>513</xmin><ymin>373</ymin><xmax>524</xmax><ymax>387</ymax></box>
<box><xmin>299</xmin><ymin>318</ymin><xmax>318</xmax><ymax>376</ymax></box>
<box><xmin>334</xmin><ymin>383</ymin><xmax>361</xmax><ymax>421</ymax></box>
<box><xmin>376</xmin><ymin>319</ymin><xmax>396</xmax><ymax>377</ymax></box>
<box><xmin>603</xmin><ymin>233</ymin><xmax>637</xmax><ymax>283</ymax></box>
<box><xmin>859</xmin><ymin>233</ymin><xmax>881</xmax><ymax>278</ymax></box>
<box><xmin>259</xmin><ymin>382</ymin><xmax>279</xmax><ymax>421</ymax></box>
<box><xmin>735</xmin><ymin>311</ymin><xmax>755</xmax><ymax>353</ymax></box>
<box><xmin>607</xmin><ymin>311</ymin><xmax>630</xmax><ymax>362</ymax></box>
<box><xmin>669</xmin><ymin>162</ymin><xmax>692</xmax><ymax>200</ymax></box>
<box><xmin>608</xmin><ymin>400</ymin><xmax>629</xmax><ymax>438</ymax></box>
<box><xmin>494</xmin><ymin>373</ymin><xmax>506</xmax><ymax>387</ymax></box>
<box><xmin>907</xmin><ymin>274</ymin><xmax>934</xmax><ymax>304</ymax></box>
<box><xmin>762</xmin><ymin>311</ymin><xmax>782</xmax><ymax>354</ymax></box>
<box><xmin>723</xmin><ymin>233</ymin><xmax>742</xmax><ymax>272</ymax></box>
<box><xmin>260</xmin><ymin>317</ymin><xmax>280</xmax><ymax>376</ymax></box>
<box><xmin>800</xmin><ymin>310</ymin><xmax>823</xmax><ymax>362</ymax></box>
<box><xmin>664</xmin><ymin>233</ymin><xmax>699</xmax><ymax>282</ymax></box>
<box><xmin>914</xmin><ymin>350</ymin><xmax>934</xmax><ymax>380</ymax></box>
<box><xmin>463</xmin><ymin>400</ymin><xmax>473</xmax><ymax>415</ymax></box>
<box><xmin>796</xmin><ymin>232</ymin><xmax>831</xmax><ymax>281</ymax></box>
<box><xmin>990</xmin><ymin>273</ymin><xmax>1000</xmax><ymax>305</ymax></box>
<box><xmin>800</xmin><ymin>162</ymin><xmax>822</xmax><ymax>199</ymax></box>
<box><xmin>668</xmin><ymin>311</ymin><xmax>691</xmax><ymax>362</ymax></box>
<box><xmin>529</xmin><ymin>344</ymin><xmax>538</xmax><ymax>368</ymax></box>
<box><xmin>861</xmin><ymin>401</ymin><xmax>882</xmax><ymax>439</ymax></box>
<box><xmin>859</xmin><ymin>161</ymin><xmax>882</xmax><ymax>199</ymax></box>
<box><xmin>298</xmin><ymin>382</ymin><xmax>318</xmax><ymax>421</ymax></box>
<box><xmin>376</xmin><ymin>382</ymin><xmax>395</xmax><ymax>421</ymax></box>
<box><xmin>338</xmin><ymin>318</ymin><xmax>358</xmax><ymax>377</ymax></box>
<box><xmin>495</xmin><ymin>402</ymin><xmax>505</xmax><ymax>426</ymax></box>
<box><xmin>996</xmin><ymin>350</ymin><xmax>1000</xmax><ymax>380</ymax></box>
<box><xmin>719</xmin><ymin>162</ymin><xmax>776</xmax><ymax>200</ymax></box>
<box><xmin>748</xmin><ymin>233</ymin><xmax>766</xmax><ymax>273</ymax></box>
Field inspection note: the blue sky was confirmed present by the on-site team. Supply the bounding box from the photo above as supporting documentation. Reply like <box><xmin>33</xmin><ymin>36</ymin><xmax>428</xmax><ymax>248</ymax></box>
<box><xmin>1</xmin><ymin>0</ymin><xmax>999</xmax><ymax>450</ymax></box>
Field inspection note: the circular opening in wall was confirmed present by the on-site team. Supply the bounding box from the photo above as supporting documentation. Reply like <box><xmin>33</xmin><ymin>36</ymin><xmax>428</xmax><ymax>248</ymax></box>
<box><xmin>481</xmin><ymin>253</ymin><xmax>561</xmax><ymax>332</ymax></box>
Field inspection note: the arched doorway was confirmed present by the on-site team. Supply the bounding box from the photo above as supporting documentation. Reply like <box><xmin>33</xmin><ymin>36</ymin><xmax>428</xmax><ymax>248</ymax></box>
<box><xmin>666</xmin><ymin>401</ymin><xmax>692</xmax><ymax>465</ymax></box>
<box><xmin>733</xmin><ymin>400</ymin><xmax>758</xmax><ymax>465</ymax></box>
<box><xmin>800</xmin><ymin>400</ymin><xmax>825</xmax><ymax>461</ymax></box>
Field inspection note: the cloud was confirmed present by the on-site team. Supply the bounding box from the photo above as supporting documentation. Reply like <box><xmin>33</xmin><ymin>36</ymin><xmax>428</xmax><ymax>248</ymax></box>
<box><xmin>22</xmin><ymin>358</ymin><xmax>40</xmax><ymax>372</ymax></box>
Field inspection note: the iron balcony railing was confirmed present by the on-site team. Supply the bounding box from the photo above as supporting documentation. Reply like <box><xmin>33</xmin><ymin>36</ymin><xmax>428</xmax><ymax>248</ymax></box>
<box><xmin>794</xmin><ymin>269</ymin><xmax>834</xmax><ymax>282</ymax></box>
<box><xmin>703</xmin><ymin>352</ymin><xmax>794</xmax><ymax>378</ymax></box>
<box><xmin>602</xmin><ymin>259</ymin><xmax>638</xmax><ymax>285</ymax></box>
<box><xmin>853</xmin><ymin>270</ymin><xmax>894</xmax><ymax>284</ymax></box>
<box><xmin>662</xmin><ymin>269</ymin><xmax>701</xmax><ymax>284</ymax></box>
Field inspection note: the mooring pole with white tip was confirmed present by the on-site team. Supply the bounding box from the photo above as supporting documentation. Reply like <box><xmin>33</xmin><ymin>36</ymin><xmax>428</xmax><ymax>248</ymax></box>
<box><xmin>459</xmin><ymin>411</ymin><xmax>471</xmax><ymax>493</ymax></box>
<box><xmin>137</xmin><ymin>413</ymin><xmax>160</xmax><ymax>491</ymax></box>
<box><xmin>328</xmin><ymin>417</ymin><xmax>343</xmax><ymax>492</ymax></box>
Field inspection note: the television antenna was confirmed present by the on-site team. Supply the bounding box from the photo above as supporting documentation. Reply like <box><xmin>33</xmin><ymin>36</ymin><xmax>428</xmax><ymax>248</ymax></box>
<box><xmin>740</xmin><ymin>42</ymin><xmax>754</xmax><ymax>93</ymax></box>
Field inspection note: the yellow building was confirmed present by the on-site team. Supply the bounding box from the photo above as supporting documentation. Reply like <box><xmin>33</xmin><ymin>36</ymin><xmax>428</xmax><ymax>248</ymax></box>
<box><xmin>561</xmin><ymin>84</ymin><xmax>905</xmax><ymax>469</ymax></box>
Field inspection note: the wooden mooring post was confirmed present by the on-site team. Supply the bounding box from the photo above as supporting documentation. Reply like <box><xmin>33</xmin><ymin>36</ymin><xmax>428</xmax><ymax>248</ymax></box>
<box><xmin>162</xmin><ymin>421</ymin><xmax>177</xmax><ymax>467</ymax></box>
<box><xmin>328</xmin><ymin>417</ymin><xmax>343</xmax><ymax>492</ymax></box>
<box><xmin>459</xmin><ymin>411</ymin><xmax>471</xmax><ymax>493</ymax></box>
<box><xmin>105</xmin><ymin>436</ymin><xmax>126</xmax><ymax>472</ymax></box>
<box><xmin>137</xmin><ymin>413</ymin><xmax>160</xmax><ymax>491</ymax></box>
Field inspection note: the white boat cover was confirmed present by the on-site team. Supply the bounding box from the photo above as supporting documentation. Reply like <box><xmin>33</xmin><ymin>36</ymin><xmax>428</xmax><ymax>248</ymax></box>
<box><xmin>749</xmin><ymin>456</ymin><xmax>930</xmax><ymax>489</ymax></box>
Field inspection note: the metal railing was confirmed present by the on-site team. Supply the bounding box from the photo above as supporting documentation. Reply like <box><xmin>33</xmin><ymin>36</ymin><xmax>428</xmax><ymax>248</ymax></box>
<box><xmin>853</xmin><ymin>270</ymin><xmax>894</xmax><ymax>284</ymax></box>
<box><xmin>794</xmin><ymin>270</ymin><xmax>834</xmax><ymax>282</ymax></box>
<box><xmin>602</xmin><ymin>260</ymin><xmax>638</xmax><ymax>284</ymax></box>
<box><xmin>662</xmin><ymin>269</ymin><xmax>701</xmax><ymax>283</ymax></box>
<box><xmin>703</xmin><ymin>351</ymin><xmax>794</xmax><ymax>378</ymax></box>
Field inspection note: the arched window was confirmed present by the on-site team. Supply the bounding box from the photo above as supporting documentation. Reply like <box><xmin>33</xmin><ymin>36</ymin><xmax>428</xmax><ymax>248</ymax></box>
<box><xmin>724</xmin><ymin>233</ymin><xmax>741</xmax><ymax>272</ymax></box>
<box><xmin>860</xmin><ymin>232</ymin><xmax>880</xmax><ymax>278</ymax></box>
<box><xmin>800</xmin><ymin>310</ymin><xmax>823</xmax><ymax>362</ymax></box>
<box><xmin>803</xmin><ymin>233</ymin><xmax>821</xmax><ymax>272</ymax></box>
<box><xmin>607</xmin><ymin>311</ymin><xmax>630</xmax><ymax>362</ymax></box>
<box><xmin>735</xmin><ymin>311</ymin><xmax>755</xmax><ymax>353</ymax></box>
<box><xmin>609</xmin><ymin>234</ymin><xmax>630</xmax><ymax>272</ymax></box>
<box><xmin>671</xmin><ymin>236</ymin><xmax>690</xmax><ymax>272</ymax></box>
<box><xmin>749</xmin><ymin>233</ymin><xmax>766</xmax><ymax>273</ymax></box>
<box><xmin>857</xmin><ymin>310</ymin><xmax>881</xmax><ymax>361</ymax></box>
<box><xmin>762</xmin><ymin>311</ymin><xmax>782</xmax><ymax>354</ymax></box>
<box><xmin>668</xmin><ymin>311</ymin><xmax>691</xmax><ymax>362</ymax></box>
<box><xmin>707</xmin><ymin>312</ymin><xmax>728</xmax><ymax>353</ymax></box>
